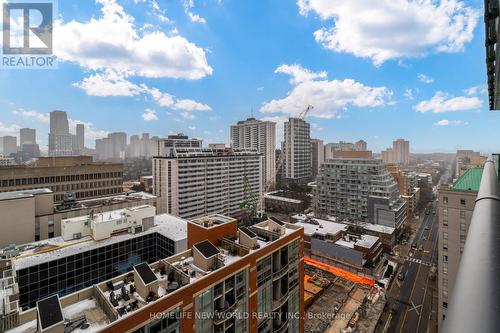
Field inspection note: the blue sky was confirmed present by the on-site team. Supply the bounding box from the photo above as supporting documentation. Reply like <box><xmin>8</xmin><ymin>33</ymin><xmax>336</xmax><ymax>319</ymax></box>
<box><xmin>0</xmin><ymin>0</ymin><xmax>497</xmax><ymax>153</ymax></box>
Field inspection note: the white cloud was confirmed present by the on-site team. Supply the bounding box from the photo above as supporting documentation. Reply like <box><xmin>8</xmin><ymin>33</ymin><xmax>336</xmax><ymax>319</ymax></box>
<box><xmin>275</xmin><ymin>64</ymin><xmax>327</xmax><ymax>84</ymax></box>
<box><xmin>260</xmin><ymin>64</ymin><xmax>392</xmax><ymax>118</ymax></box>
<box><xmin>298</xmin><ymin>0</ymin><xmax>479</xmax><ymax>65</ymax></box>
<box><xmin>184</xmin><ymin>0</ymin><xmax>207</xmax><ymax>24</ymax></box>
<box><xmin>73</xmin><ymin>70</ymin><xmax>143</xmax><ymax>97</ymax></box>
<box><xmin>55</xmin><ymin>0</ymin><xmax>212</xmax><ymax>79</ymax></box>
<box><xmin>414</xmin><ymin>91</ymin><xmax>482</xmax><ymax>113</ymax></box>
<box><xmin>142</xmin><ymin>108</ymin><xmax>158</xmax><ymax>121</ymax></box>
<box><xmin>0</xmin><ymin>122</ymin><xmax>21</xmax><ymax>137</ymax></box>
<box><xmin>73</xmin><ymin>73</ymin><xmax>212</xmax><ymax>111</ymax></box>
<box><xmin>257</xmin><ymin>86</ymin><xmax>264</xmax><ymax>91</ymax></box>
<box><xmin>173</xmin><ymin>99</ymin><xmax>212</xmax><ymax>111</ymax></box>
<box><xmin>404</xmin><ymin>89</ymin><xmax>414</xmax><ymax>100</ymax></box>
<box><xmin>11</xmin><ymin>109</ymin><xmax>50</xmax><ymax>123</ymax></box>
<box><xmin>180</xmin><ymin>111</ymin><xmax>196</xmax><ymax>119</ymax></box>
<box><xmin>434</xmin><ymin>119</ymin><xmax>467</xmax><ymax>126</ymax></box>
<box><xmin>188</xmin><ymin>125</ymin><xmax>196</xmax><ymax>131</ymax></box>
<box><xmin>465</xmin><ymin>84</ymin><xmax>487</xmax><ymax>96</ymax></box>
<box><xmin>418</xmin><ymin>74</ymin><xmax>434</xmax><ymax>84</ymax></box>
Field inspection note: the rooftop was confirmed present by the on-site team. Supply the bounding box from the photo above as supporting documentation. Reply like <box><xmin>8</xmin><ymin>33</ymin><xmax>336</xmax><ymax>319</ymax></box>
<box><xmin>6</xmin><ymin>218</ymin><xmax>303</xmax><ymax>332</ymax></box>
<box><xmin>9</xmin><ymin>213</ymin><xmax>187</xmax><ymax>270</ymax></box>
<box><xmin>0</xmin><ymin>188</ymin><xmax>52</xmax><ymax>201</ymax></box>
<box><xmin>54</xmin><ymin>191</ymin><xmax>156</xmax><ymax>212</ymax></box>
<box><xmin>452</xmin><ymin>167</ymin><xmax>484</xmax><ymax>192</ymax></box>
<box><xmin>292</xmin><ymin>213</ymin><xmax>395</xmax><ymax>235</ymax></box>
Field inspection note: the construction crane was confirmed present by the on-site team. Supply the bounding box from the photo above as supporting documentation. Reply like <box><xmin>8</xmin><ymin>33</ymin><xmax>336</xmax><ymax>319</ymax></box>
<box><xmin>274</xmin><ymin>105</ymin><xmax>314</xmax><ymax>186</ymax></box>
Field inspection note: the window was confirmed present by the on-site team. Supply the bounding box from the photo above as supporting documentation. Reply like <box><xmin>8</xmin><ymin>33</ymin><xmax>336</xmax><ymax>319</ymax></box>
<box><xmin>443</xmin><ymin>243</ymin><xmax>448</xmax><ymax>251</ymax></box>
<box><xmin>460</xmin><ymin>222</ymin><xmax>466</xmax><ymax>231</ymax></box>
<box><xmin>443</xmin><ymin>209</ymin><xmax>448</xmax><ymax>217</ymax></box>
<box><xmin>443</xmin><ymin>302</ymin><xmax>448</xmax><ymax>309</ymax></box>
<box><xmin>443</xmin><ymin>255</ymin><xmax>448</xmax><ymax>262</ymax></box>
<box><xmin>460</xmin><ymin>211</ymin><xmax>466</xmax><ymax>219</ymax></box>
<box><xmin>443</xmin><ymin>196</ymin><xmax>448</xmax><ymax>205</ymax></box>
<box><xmin>460</xmin><ymin>199</ymin><xmax>466</xmax><ymax>206</ymax></box>
<box><xmin>443</xmin><ymin>266</ymin><xmax>448</xmax><ymax>274</ymax></box>
<box><xmin>443</xmin><ymin>278</ymin><xmax>448</xmax><ymax>287</ymax></box>
<box><xmin>460</xmin><ymin>235</ymin><xmax>466</xmax><ymax>243</ymax></box>
<box><xmin>443</xmin><ymin>232</ymin><xmax>448</xmax><ymax>240</ymax></box>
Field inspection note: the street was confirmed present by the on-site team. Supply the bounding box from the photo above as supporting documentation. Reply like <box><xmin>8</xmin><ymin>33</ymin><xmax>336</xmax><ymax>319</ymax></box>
<box><xmin>386</xmin><ymin>200</ymin><xmax>439</xmax><ymax>333</ymax></box>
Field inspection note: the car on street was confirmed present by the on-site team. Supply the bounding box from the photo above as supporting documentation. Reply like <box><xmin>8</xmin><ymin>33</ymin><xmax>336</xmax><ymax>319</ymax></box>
<box><xmin>424</xmin><ymin>226</ymin><xmax>430</xmax><ymax>230</ymax></box>
<box><xmin>398</xmin><ymin>272</ymin><xmax>405</xmax><ymax>281</ymax></box>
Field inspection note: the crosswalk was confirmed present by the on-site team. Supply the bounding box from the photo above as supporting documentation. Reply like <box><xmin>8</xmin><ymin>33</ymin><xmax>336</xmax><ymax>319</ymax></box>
<box><xmin>404</xmin><ymin>257</ymin><xmax>433</xmax><ymax>267</ymax></box>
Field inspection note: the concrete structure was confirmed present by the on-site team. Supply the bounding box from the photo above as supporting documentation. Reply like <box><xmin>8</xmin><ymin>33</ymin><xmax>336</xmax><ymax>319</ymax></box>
<box><xmin>48</xmin><ymin>111</ymin><xmax>73</xmax><ymax>157</ymax></box>
<box><xmin>154</xmin><ymin>133</ymin><xmax>203</xmax><ymax>156</ymax></box>
<box><xmin>0</xmin><ymin>155</ymin><xmax>15</xmax><ymax>166</ymax></box>
<box><xmin>0</xmin><ymin>189</ymin><xmax>156</xmax><ymax>246</ymax></box>
<box><xmin>153</xmin><ymin>144</ymin><xmax>263</xmax><ymax>219</ymax></box>
<box><xmin>231</xmin><ymin>118</ymin><xmax>276</xmax><ymax>190</ymax></box>
<box><xmin>0</xmin><ymin>205</ymin><xmax>188</xmax><ymax>315</ymax></box>
<box><xmin>324</xmin><ymin>140</ymin><xmax>367</xmax><ymax>160</ymax></box>
<box><xmin>1</xmin><ymin>136</ymin><xmax>17</xmax><ymax>156</ymax></box>
<box><xmin>315</xmin><ymin>158</ymin><xmax>407</xmax><ymax>229</ymax></box>
<box><xmin>331</xmin><ymin>150</ymin><xmax>373</xmax><ymax>159</ymax></box>
<box><xmin>264</xmin><ymin>190</ymin><xmax>306</xmax><ymax>214</ymax></box>
<box><xmin>387</xmin><ymin>164</ymin><xmax>421</xmax><ymax>217</ymax></box>
<box><xmin>2</xmin><ymin>217</ymin><xmax>304</xmax><ymax>333</ymax></box>
<box><xmin>455</xmin><ymin>149</ymin><xmax>486</xmax><ymax>177</ymax></box>
<box><xmin>283</xmin><ymin>118</ymin><xmax>311</xmax><ymax>182</ymax></box>
<box><xmin>75</xmin><ymin>124</ymin><xmax>85</xmax><ymax>153</ymax></box>
<box><xmin>310</xmin><ymin>138</ymin><xmax>324</xmax><ymax>178</ymax></box>
<box><xmin>293</xmin><ymin>217</ymin><xmax>384</xmax><ymax>276</ymax></box>
<box><xmin>0</xmin><ymin>156</ymin><xmax>123</xmax><ymax>202</ymax></box>
<box><xmin>437</xmin><ymin>167</ymin><xmax>483</xmax><ymax>328</ymax></box>
<box><xmin>20</xmin><ymin>128</ymin><xmax>36</xmax><ymax>146</ymax></box>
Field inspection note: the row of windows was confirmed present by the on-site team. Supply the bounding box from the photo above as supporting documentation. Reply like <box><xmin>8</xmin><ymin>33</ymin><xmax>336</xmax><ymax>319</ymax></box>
<box><xmin>0</xmin><ymin>172</ymin><xmax>122</xmax><ymax>187</ymax></box>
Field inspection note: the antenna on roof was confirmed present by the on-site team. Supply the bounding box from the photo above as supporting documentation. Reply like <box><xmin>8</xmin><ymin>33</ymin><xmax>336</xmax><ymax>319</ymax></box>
<box><xmin>250</xmin><ymin>106</ymin><xmax>254</xmax><ymax>118</ymax></box>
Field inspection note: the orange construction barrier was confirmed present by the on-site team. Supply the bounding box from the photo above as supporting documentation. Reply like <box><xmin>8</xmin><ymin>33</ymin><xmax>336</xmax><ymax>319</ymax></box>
<box><xmin>304</xmin><ymin>257</ymin><xmax>375</xmax><ymax>287</ymax></box>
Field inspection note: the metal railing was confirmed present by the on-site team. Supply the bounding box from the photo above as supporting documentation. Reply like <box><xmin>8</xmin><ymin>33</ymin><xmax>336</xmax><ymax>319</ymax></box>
<box><xmin>442</xmin><ymin>156</ymin><xmax>500</xmax><ymax>333</ymax></box>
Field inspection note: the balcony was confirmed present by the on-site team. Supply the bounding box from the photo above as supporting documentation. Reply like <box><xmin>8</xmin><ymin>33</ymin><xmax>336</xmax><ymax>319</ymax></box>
<box><xmin>442</xmin><ymin>156</ymin><xmax>500</xmax><ymax>333</ymax></box>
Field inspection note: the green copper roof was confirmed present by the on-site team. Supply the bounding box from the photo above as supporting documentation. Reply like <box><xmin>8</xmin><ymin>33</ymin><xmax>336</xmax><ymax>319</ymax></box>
<box><xmin>452</xmin><ymin>167</ymin><xmax>484</xmax><ymax>192</ymax></box>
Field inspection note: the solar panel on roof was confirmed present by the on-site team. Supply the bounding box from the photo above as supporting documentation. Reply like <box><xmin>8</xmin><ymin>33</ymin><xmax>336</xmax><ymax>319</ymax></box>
<box><xmin>194</xmin><ymin>240</ymin><xmax>220</xmax><ymax>258</ymax></box>
<box><xmin>134</xmin><ymin>262</ymin><xmax>157</xmax><ymax>285</ymax></box>
<box><xmin>270</xmin><ymin>216</ymin><xmax>285</xmax><ymax>226</ymax></box>
<box><xmin>37</xmin><ymin>295</ymin><xmax>64</xmax><ymax>331</ymax></box>
<box><xmin>240</xmin><ymin>226</ymin><xmax>257</xmax><ymax>238</ymax></box>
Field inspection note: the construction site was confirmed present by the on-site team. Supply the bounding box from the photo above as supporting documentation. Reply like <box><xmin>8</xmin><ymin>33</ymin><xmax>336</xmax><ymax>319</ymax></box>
<box><xmin>304</xmin><ymin>257</ymin><xmax>387</xmax><ymax>333</ymax></box>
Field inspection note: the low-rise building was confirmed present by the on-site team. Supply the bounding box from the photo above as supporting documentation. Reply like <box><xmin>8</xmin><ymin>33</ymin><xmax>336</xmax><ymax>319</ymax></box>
<box><xmin>2</xmin><ymin>216</ymin><xmax>305</xmax><ymax>333</ymax></box>
<box><xmin>264</xmin><ymin>190</ymin><xmax>307</xmax><ymax>214</ymax></box>
<box><xmin>0</xmin><ymin>189</ymin><xmax>156</xmax><ymax>246</ymax></box>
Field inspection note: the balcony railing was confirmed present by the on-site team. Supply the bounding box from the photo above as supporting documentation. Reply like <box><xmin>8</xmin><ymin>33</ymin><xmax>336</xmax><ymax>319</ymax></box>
<box><xmin>442</xmin><ymin>156</ymin><xmax>500</xmax><ymax>333</ymax></box>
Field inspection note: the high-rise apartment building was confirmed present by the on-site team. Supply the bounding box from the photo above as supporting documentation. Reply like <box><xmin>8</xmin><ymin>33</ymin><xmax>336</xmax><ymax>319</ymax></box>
<box><xmin>75</xmin><ymin>123</ymin><xmax>85</xmax><ymax>153</ymax></box>
<box><xmin>153</xmin><ymin>143</ymin><xmax>263</xmax><ymax>219</ymax></box>
<box><xmin>324</xmin><ymin>140</ymin><xmax>367</xmax><ymax>160</ymax></box>
<box><xmin>0</xmin><ymin>156</ymin><xmax>123</xmax><ymax>202</ymax></box>
<box><xmin>455</xmin><ymin>149</ymin><xmax>485</xmax><ymax>176</ymax></box>
<box><xmin>156</xmin><ymin>133</ymin><xmax>203</xmax><ymax>156</ymax></box>
<box><xmin>315</xmin><ymin>158</ymin><xmax>407</xmax><ymax>229</ymax></box>
<box><xmin>437</xmin><ymin>167</ymin><xmax>482</xmax><ymax>328</ymax></box>
<box><xmin>19</xmin><ymin>128</ymin><xmax>36</xmax><ymax>146</ymax></box>
<box><xmin>283</xmin><ymin>118</ymin><xmax>311</xmax><ymax>182</ymax></box>
<box><xmin>310</xmin><ymin>138</ymin><xmax>324</xmax><ymax>178</ymax></box>
<box><xmin>1</xmin><ymin>216</ymin><xmax>304</xmax><ymax>333</ymax></box>
<box><xmin>231</xmin><ymin>118</ymin><xmax>276</xmax><ymax>189</ymax></box>
<box><xmin>48</xmin><ymin>110</ymin><xmax>74</xmax><ymax>157</ymax></box>
<box><xmin>0</xmin><ymin>136</ymin><xmax>17</xmax><ymax>156</ymax></box>
<box><xmin>393</xmin><ymin>139</ymin><xmax>410</xmax><ymax>165</ymax></box>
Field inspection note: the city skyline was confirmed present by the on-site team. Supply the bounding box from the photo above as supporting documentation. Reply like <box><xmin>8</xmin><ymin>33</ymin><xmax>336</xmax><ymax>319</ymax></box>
<box><xmin>0</xmin><ymin>0</ymin><xmax>495</xmax><ymax>153</ymax></box>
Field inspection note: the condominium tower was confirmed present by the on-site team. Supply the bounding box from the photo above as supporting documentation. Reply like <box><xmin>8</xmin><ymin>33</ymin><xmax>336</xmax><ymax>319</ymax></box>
<box><xmin>283</xmin><ymin>118</ymin><xmax>311</xmax><ymax>182</ymax></box>
<box><xmin>231</xmin><ymin>118</ymin><xmax>276</xmax><ymax>189</ymax></box>
<box><xmin>315</xmin><ymin>158</ymin><xmax>407</xmax><ymax>229</ymax></box>
<box><xmin>153</xmin><ymin>141</ymin><xmax>263</xmax><ymax>219</ymax></box>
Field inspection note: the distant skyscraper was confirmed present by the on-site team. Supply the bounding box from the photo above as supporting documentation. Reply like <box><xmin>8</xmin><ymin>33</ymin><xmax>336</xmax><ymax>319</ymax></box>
<box><xmin>76</xmin><ymin>124</ymin><xmax>85</xmax><ymax>152</ymax></box>
<box><xmin>310</xmin><ymin>138</ymin><xmax>324</xmax><ymax>178</ymax></box>
<box><xmin>324</xmin><ymin>140</ymin><xmax>368</xmax><ymax>160</ymax></box>
<box><xmin>109</xmin><ymin>132</ymin><xmax>127</xmax><ymax>160</ymax></box>
<box><xmin>283</xmin><ymin>118</ymin><xmax>311</xmax><ymax>182</ymax></box>
<box><xmin>48</xmin><ymin>110</ymin><xmax>73</xmax><ymax>157</ymax></box>
<box><xmin>231</xmin><ymin>118</ymin><xmax>276</xmax><ymax>189</ymax></box>
<box><xmin>127</xmin><ymin>134</ymin><xmax>141</xmax><ymax>158</ymax></box>
<box><xmin>1</xmin><ymin>136</ymin><xmax>17</xmax><ymax>156</ymax></box>
<box><xmin>19</xmin><ymin>128</ymin><xmax>36</xmax><ymax>146</ymax></box>
<box><xmin>156</xmin><ymin>133</ymin><xmax>203</xmax><ymax>156</ymax></box>
<box><xmin>393</xmin><ymin>138</ymin><xmax>410</xmax><ymax>165</ymax></box>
